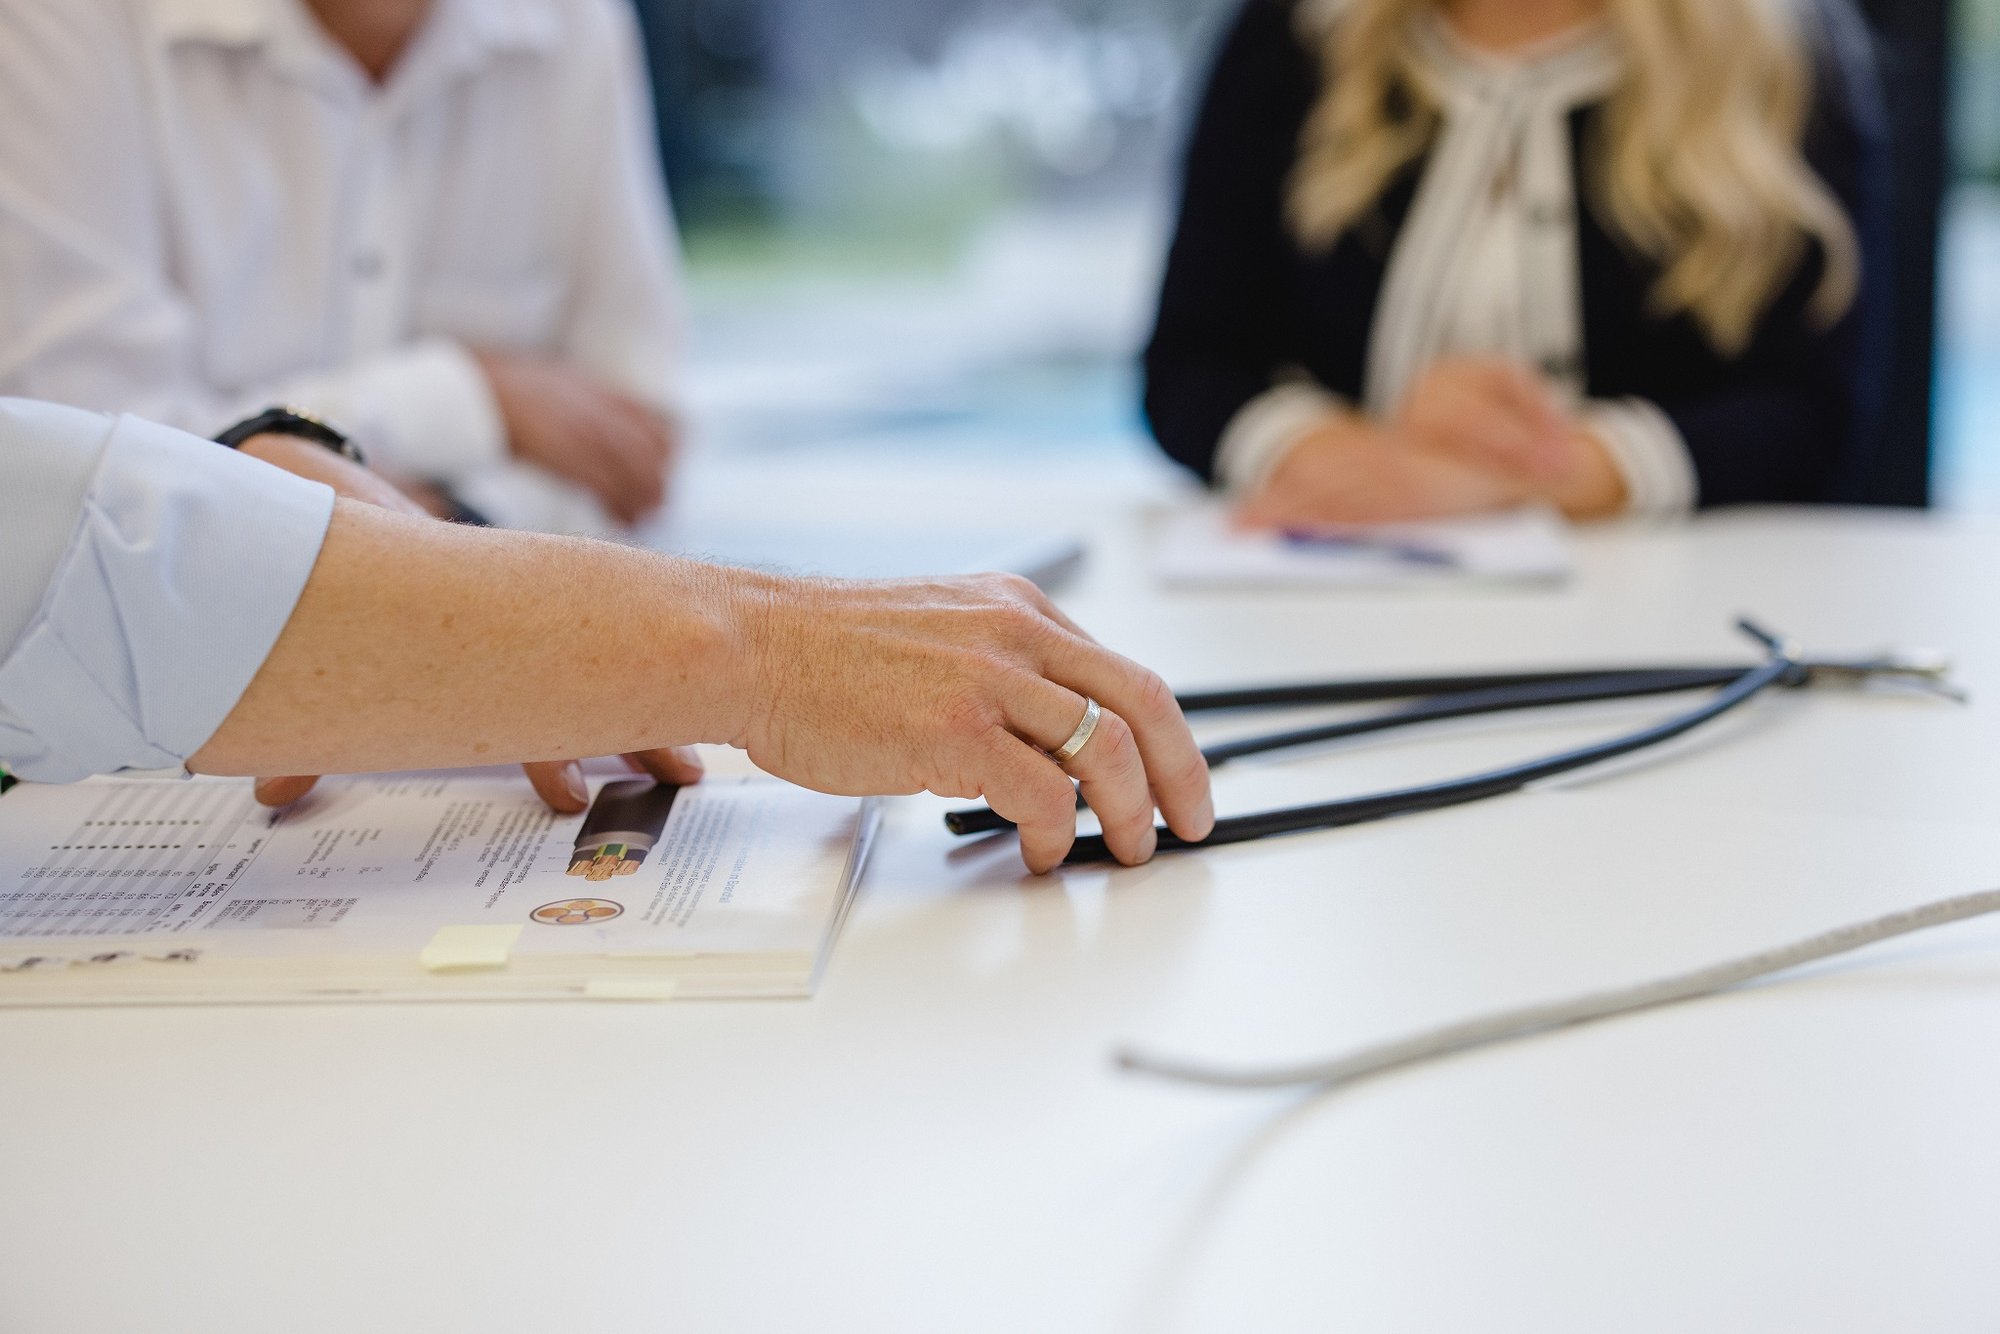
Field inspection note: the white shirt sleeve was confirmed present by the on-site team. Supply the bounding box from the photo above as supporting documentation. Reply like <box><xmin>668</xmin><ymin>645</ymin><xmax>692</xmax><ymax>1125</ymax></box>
<box><xmin>1583</xmin><ymin>397</ymin><xmax>1700</xmax><ymax>518</ymax></box>
<box><xmin>0</xmin><ymin>400</ymin><xmax>335</xmax><ymax>783</ymax></box>
<box><xmin>0</xmin><ymin>0</ymin><xmax>506</xmax><ymax>484</ymax></box>
<box><xmin>256</xmin><ymin>338</ymin><xmax>510</xmax><ymax>485</ymax></box>
<box><xmin>1214</xmin><ymin>380</ymin><xmax>1350</xmax><ymax>494</ymax></box>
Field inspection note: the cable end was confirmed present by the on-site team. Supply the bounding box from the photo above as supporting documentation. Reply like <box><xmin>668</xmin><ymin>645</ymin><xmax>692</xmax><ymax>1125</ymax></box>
<box><xmin>1804</xmin><ymin>649</ymin><xmax>1969</xmax><ymax>704</ymax></box>
<box><xmin>1734</xmin><ymin>616</ymin><xmax>1800</xmax><ymax>662</ymax></box>
<box><xmin>944</xmin><ymin>807</ymin><xmax>1013</xmax><ymax>836</ymax></box>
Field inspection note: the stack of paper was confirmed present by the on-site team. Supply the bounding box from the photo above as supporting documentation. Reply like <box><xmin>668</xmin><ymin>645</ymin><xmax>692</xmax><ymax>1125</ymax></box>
<box><xmin>1153</xmin><ymin>504</ymin><xmax>1572</xmax><ymax>589</ymax></box>
<box><xmin>0</xmin><ymin>769</ymin><xmax>876</xmax><ymax>1004</ymax></box>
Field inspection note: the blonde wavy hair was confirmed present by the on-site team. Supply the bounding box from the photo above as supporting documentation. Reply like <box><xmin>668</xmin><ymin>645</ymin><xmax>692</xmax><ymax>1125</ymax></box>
<box><xmin>1287</xmin><ymin>0</ymin><xmax>1860</xmax><ymax>356</ymax></box>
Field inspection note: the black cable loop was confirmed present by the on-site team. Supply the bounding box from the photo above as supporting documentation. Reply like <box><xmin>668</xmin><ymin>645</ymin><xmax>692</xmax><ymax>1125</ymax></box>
<box><xmin>943</xmin><ymin>619</ymin><xmax>1837</xmax><ymax>862</ymax></box>
<box><xmin>1064</xmin><ymin>651</ymin><xmax>1796</xmax><ymax>864</ymax></box>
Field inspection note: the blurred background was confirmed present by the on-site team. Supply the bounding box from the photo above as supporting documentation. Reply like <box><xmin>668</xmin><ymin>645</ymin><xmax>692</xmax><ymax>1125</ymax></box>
<box><xmin>632</xmin><ymin>0</ymin><xmax>1999</xmax><ymax>508</ymax></box>
<box><xmin>1946</xmin><ymin>0</ymin><xmax>2000</xmax><ymax>507</ymax></box>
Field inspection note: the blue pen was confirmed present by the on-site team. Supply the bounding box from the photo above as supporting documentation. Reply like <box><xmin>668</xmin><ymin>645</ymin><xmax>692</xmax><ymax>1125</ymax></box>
<box><xmin>1280</xmin><ymin>528</ymin><xmax>1462</xmax><ymax>568</ymax></box>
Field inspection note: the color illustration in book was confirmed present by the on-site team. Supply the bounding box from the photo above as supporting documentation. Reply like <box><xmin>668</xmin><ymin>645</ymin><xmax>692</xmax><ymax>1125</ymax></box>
<box><xmin>532</xmin><ymin>898</ymin><xmax>625</xmax><ymax>926</ymax></box>
<box><xmin>566</xmin><ymin>780</ymin><xmax>680</xmax><ymax>881</ymax></box>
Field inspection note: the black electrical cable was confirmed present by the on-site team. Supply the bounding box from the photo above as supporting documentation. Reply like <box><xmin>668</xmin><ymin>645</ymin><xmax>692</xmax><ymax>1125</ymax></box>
<box><xmin>941</xmin><ymin>666</ymin><xmax>1748</xmax><ymax>837</ymax></box>
<box><xmin>940</xmin><ymin>620</ymin><xmax>1963</xmax><ymax>863</ymax></box>
<box><xmin>1060</xmin><ymin>647</ymin><xmax>1800</xmax><ymax>865</ymax></box>
<box><xmin>1172</xmin><ymin>665</ymin><xmax>1756</xmax><ymax>713</ymax></box>
<box><xmin>1197</xmin><ymin>668</ymin><xmax>1748</xmax><ymax>765</ymax></box>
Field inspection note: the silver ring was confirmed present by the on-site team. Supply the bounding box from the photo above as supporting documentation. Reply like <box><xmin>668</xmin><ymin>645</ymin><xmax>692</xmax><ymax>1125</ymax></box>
<box><xmin>1051</xmin><ymin>698</ymin><xmax>1102</xmax><ymax>765</ymax></box>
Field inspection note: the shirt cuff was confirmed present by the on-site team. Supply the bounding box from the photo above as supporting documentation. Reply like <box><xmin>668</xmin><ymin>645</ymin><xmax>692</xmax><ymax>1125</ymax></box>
<box><xmin>292</xmin><ymin>339</ymin><xmax>508</xmax><ymax>484</ymax></box>
<box><xmin>450</xmin><ymin>461</ymin><xmax>625</xmax><ymax>539</ymax></box>
<box><xmin>0</xmin><ymin>414</ymin><xmax>335</xmax><ymax>783</ymax></box>
<box><xmin>1584</xmin><ymin>397</ymin><xmax>1699</xmax><ymax>519</ymax></box>
<box><xmin>1214</xmin><ymin>381</ymin><xmax>1349</xmax><ymax>494</ymax></box>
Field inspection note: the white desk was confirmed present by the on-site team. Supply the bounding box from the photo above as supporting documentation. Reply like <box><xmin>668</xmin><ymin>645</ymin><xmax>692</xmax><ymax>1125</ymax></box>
<box><xmin>7</xmin><ymin>487</ymin><xmax>2000</xmax><ymax>1333</ymax></box>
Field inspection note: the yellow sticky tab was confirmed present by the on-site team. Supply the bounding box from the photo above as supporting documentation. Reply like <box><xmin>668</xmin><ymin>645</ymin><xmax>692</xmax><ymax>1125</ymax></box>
<box><xmin>584</xmin><ymin>977</ymin><xmax>679</xmax><ymax>1001</ymax></box>
<box><xmin>420</xmin><ymin>924</ymin><xmax>522</xmax><ymax>972</ymax></box>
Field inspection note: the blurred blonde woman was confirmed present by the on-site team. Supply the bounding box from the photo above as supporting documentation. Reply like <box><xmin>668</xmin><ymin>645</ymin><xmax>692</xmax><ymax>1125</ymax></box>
<box><xmin>1145</xmin><ymin>0</ymin><xmax>1887</xmax><ymax>523</ymax></box>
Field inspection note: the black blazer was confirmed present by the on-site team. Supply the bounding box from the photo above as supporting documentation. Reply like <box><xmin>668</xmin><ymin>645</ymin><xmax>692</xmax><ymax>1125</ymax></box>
<box><xmin>1143</xmin><ymin>0</ymin><xmax>1892</xmax><ymax>507</ymax></box>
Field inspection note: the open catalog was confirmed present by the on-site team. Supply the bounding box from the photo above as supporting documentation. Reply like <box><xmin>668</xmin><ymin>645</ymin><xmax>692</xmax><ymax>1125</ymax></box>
<box><xmin>0</xmin><ymin>765</ymin><xmax>878</xmax><ymax>1005</ymax></box>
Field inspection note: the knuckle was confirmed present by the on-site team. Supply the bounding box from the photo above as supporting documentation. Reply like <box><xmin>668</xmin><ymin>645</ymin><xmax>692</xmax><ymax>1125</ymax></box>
<box><xmin>991</xmin><ymin>572</ymin><xmax>1040</xmax><ymax>602</ymax></box>
<box><xmin>993</xmin><ymin>768</ymin><xmax>1074</xmax><ymax>827</ymax></box>
<box><xmin>1090</xmin><ymin>710</ymin><xmax>1140</xmax><ymax>769</ymax></box>
<box><xmin>1029</xmin><ymin>778</ymin><xmax>1078</xmax><ymax>826</ymax></box>
<box><xmin>1001</xmin><ymin>598</ymin><xmax>1047</xmax><ymax>637</ymax></box>
<box><xmin>1127</xmin><ymin>668</ymin><xmax>1179</xmax><ymax>727</ymax></box>
<box><xmin>995</xmin><ymin>666</ymin><xmax>1047</xmax><ymax>705</ymax></box>
<box><xmin>977</xmin><ymin>600</ymin><xmax>1054</xmax><ymax>651</ymax></box>
<box><xmin>1167</xmin><ymin>749</ymin><xmax>1212</xmax><ymax>795</ymax></box>
<box><xmin>949</xmin><ymin>643</ymin><xmax>1012</xmax><ymax>695</ymax></box>
<box><xmin>937</xmin><ymin>686</ymin><xmax>1003</xmax><ymax>745</ymax></box>
<box><xmin>967</xmin><ymin>570</ymin><xmax>1024</xmax><ymax>605</ymax></box>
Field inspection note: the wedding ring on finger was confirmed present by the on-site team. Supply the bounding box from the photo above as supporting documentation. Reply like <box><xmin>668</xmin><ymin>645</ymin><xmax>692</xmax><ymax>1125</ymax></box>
<box><xmin>1051</xmin><ymin>698</ymin><xmax>1103</xmax><ymax>766</ymax></box>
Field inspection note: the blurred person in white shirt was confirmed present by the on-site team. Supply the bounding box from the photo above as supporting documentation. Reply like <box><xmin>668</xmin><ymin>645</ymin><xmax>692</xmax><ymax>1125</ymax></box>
<box><xmin>0</xmin><ymin>0</ymin><xmax>684</xmax><ymax>533</ymax></box>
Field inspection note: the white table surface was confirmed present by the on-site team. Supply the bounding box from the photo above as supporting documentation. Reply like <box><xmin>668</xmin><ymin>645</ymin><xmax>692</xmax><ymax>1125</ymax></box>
<box><xmin>7</xmin><ymin>461</ymin><xmax>2000</xmax><ymax>1333</ymax></box>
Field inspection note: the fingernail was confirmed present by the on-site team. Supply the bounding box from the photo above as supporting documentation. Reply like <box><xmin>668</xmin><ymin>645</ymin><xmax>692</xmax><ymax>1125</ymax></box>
<box><xmin>676</xmin><ymin>746</ymin><xmax>705</xmax><ymax>774</ymax></box>
<box><xmin>1137</xmin><ymin>825</ymin><xmax>1159</xmax><ymax>863</ymax></box>
<box><xmin>564</xmin><ymin>763</ymin><xmax>589</xmax><ymax>806</ymax></box>
<box><xmin>1196</xmin><ymin>794</ymin><xmax>1216</xmax><ymax>839</ymax></box>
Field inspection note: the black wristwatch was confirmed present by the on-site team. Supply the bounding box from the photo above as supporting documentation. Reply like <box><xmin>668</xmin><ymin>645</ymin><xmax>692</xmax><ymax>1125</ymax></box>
<box><xmin>215</xmin><ymin>406</ymin><xmax>365</xmax><ymax>467</ymax></box>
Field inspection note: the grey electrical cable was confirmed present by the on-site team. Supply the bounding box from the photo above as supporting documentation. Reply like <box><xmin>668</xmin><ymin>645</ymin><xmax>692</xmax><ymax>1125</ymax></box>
<box><xmin>1115</xmin><ymin>887</ymin><xmax>2000</xmax><ymax>1091</ymax></box>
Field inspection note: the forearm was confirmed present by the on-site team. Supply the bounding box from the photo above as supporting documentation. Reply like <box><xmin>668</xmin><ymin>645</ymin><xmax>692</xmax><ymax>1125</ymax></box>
<box><xmin>189</xmin><ymin>500</ymin><xmax>755</xmax><ymax>777</ymax></box>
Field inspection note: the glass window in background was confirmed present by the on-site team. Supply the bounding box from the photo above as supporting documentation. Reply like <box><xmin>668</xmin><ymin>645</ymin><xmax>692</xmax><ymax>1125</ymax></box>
<box><xmin>631</xmin><ymin>0</ymin><xmax>1234</xmax><ymax>476</ymax></box>
<box><xmin>1945</xmin><ymin>0</ymin><xmax>2000</xmax><ymax>509</ymax></box>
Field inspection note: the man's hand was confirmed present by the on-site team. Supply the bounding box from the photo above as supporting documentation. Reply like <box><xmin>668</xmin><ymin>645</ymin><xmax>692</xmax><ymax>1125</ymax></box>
<box><xmin>235</xmin><ymin>433</ymin><xmax>701</xmax><ymax>812</ymax></box>
<box><xmin>730</xmin><ymin>572</ymin><xmax>1216</xmax><ymax>873</ymax></box>
<box><xmin>190</xmin><ymin>501</ymin><xmax>1210</xmax><ymax>876</ymax></box>
<box><xmin>474</xmin><ymin>349</ymin><xmax>676</xmax><ymax>526</ymax></box>
<box><xmin>1235</xmin><ymin>411</ymin><xmax>1527</xmax><ymax>527</ymax></box>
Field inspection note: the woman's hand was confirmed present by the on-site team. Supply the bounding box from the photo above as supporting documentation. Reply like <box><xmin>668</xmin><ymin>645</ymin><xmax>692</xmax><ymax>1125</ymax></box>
<box><xmin>1395</xmin><ymin>359</ymin><xmax>1628</xmax><ymax>518</ymax></box>
<box><xmin>1396</xmin><ymin>358</ymin><xmax>1573</xmax><ymax>480</ymax></box>
<box><xmin>1234</xmin><ymin>363</ymin><xmax>1632</xmax><ymax>525</ymax></box>
<box><xmin>729</xmin><ymin>572</ymin><xmax>1216</xmax><ymax>872</ymax></box>
<box><xmin>235</xmin><ymin>433</ymin><xmax>701</xmax><ymax>813</ymax></box>
<box><xmin>1236</xmin><ymin>411</ymin><xmax>1527</xmax><ymax>526</ymax></box>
